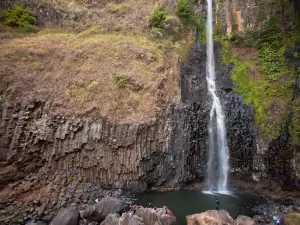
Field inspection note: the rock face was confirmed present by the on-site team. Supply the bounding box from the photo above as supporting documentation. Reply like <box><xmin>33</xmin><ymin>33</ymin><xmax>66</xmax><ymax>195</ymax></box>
<box><xmin>0</xmin><ymin>40</ymin><xmax>299</xmax><ymax>213</ymax></box>
<box><xmin>186</xmin><ymin>210</ymin><xmax>234</xmax><ymax>225</ymax></box>
<box><xmin>216</xmin><ymin>0</ymin><xmax>300</xmax><ymax>35</ymax></box>
<box><xmin>82</xmin><ymin>197</ymin><xmax>125</xmax><ymax>222</ymax></box>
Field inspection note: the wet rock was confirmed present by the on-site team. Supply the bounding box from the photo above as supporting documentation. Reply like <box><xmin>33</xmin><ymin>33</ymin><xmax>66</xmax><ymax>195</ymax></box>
<box><xmin>100</xmin><ymin>213</ymin><xmax>120</xmax><ymax>225</ymax></box>
<box><xmin>50</xmin><ymin>206</ymin><xmax>79</xmax><ymax>225</ymax></box>
<box><xmin>82</xmin><ymin>197</ymin><xmax>125</xmax><ymax>222</ymax></box>
<box><xmin>234</xmin><ymin>215</ymin><xmax>255</xmax><ymax>225</ymax></box>
<box><xmin>187</xmin><ymin>210</ymin><xmax>234</xmax><ymax>225</ymax></box>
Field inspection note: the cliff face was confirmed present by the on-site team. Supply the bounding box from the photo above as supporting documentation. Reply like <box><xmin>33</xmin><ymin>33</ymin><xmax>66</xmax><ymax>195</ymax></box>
<box><xmin>219</xmin><ymin>0</ymin><xmax>299</xmax><ymax>35</ymax></box>
<box><xmin>1</xmin><ymin>1</ymin><xmax>300</xmax><ymax>214</ymax></box>
<box><xmin>215</xmin><ymin>0</ymin><xmax>300</xmax><ymax>188</ymax></box>
<box><xmin>0</xmin><ymin>40</ymin><xmax>258</xmax><ymax>206</ymax></box>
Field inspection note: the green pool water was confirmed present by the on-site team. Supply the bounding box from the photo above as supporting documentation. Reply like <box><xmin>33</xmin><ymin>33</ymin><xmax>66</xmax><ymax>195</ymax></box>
<box><xmin>136</xmin><ymin>190</ymin><xmax>264</xmax><ymax>225</ymax></box>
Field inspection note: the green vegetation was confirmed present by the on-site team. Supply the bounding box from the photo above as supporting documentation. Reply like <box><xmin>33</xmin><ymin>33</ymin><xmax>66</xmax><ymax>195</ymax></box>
<box><xmin>0</xmin><ymin>5</ymin><xmax>37</xmax><ymax>32</ymax></box>
<box><xmin>150</xmin><ymin>27</ymin><xmax>164</xmax><ymax>38</ymax></box>
<box><xmin>220</xmin><ymin>35</ymin><xmax>294</xmax><ymax>139</ymax></box>
<box><xmin>9</xmin><ymin>214</ymin><xmax>22</xmax><ymax>223</ymax></box>
<box><xmin>258</xmin><ymin>45</ymin><xmax>285</xmax><ymax>81</ymax></box>
<box><xmin>286</xmin><ymin>213</ymin><xmax>300</xmax><ymax>225</ymax></box>
<box><xmin>105</xmin><ymin>2</ymin><xmax>128</xmax><ymax>15</ymax></box>
<box><xmin>148</xmin><ymin>5</ymin><xmax>168</xmax><ymax>30</ymax></box>
<box><xmin>228</xmin><ymin>17</ymin><xmax>283</xmax><ymax>48</ymax></box>
<box><xmin>164</xmin><ymin>15</ymin><xmax>183</xmax><ymax>38</ymax></box>
<box><xmin>176</xmin><ymin>0</ymin><xmax>196</xmax><ymax>26</ymax></box>
<box><xmin>118</xmin><ymin>74</ymin><xmax>127</xmax><ymax>87</ymax></box>
<box><xmin>292</xmin><ymin>98</ymin><xmax>300</xmax><ymax>145</ymax></box>
<box><xmin>218</xmin><ymin>7</ymin><xmax>300</xmax><ymax>141</ymax></box>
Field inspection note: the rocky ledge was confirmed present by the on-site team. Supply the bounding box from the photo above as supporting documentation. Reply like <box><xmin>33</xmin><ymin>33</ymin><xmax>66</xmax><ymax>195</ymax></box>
<box><xmin>187</xmin><ymin>209</ymin><xmax>300</xmax><ymax>225</ymax></box>
<box><xmin>2</xmin><ymin>196</ymin><xmax>176</xmax><ymax>225</ymax></box>
<box><xmin>3</xmin><ymin>194</ymin><xmax>300</xmax><ymax>225</ymax></box>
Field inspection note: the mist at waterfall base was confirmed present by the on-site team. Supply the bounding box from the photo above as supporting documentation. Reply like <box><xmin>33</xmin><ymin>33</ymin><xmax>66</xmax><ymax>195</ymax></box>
<box><xmin>136</xmin><ymin>190</ymin><xmax>264</xmax><ymax>225</ymax></box>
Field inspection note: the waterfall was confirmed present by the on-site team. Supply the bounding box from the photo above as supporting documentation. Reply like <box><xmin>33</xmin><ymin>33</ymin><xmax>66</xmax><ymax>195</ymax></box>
<box><xmin>205</xmin><ymin>0</ymin><xmax>229</xmax><ymax>192</ymax></box>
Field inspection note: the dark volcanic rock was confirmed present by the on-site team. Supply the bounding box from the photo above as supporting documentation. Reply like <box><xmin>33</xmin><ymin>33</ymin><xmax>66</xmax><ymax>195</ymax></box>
<box><xmin>82</xmin><ymin>197</ymin><xmax>125</xmax><ymax>222</ymax></box>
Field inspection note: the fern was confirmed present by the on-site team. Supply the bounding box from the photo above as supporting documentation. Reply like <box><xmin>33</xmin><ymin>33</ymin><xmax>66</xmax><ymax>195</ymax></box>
<box><xmin>1</xmin><ymin>5</ymin><xmax>37</xmax><ymax>32</ymax></box>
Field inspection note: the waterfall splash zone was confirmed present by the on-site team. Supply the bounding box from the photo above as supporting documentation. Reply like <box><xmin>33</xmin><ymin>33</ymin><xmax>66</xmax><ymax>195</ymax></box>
<box><xmin>205</xmin><ymin>0</ymin><xmax>230</xmax><ymax>193</ymax></box>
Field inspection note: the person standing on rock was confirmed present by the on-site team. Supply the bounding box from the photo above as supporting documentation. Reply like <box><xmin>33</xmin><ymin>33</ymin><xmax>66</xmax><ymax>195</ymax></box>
<box><xmin>216</xmin><ymin>199</ymin><xmax>220</xmax><ymax>211</ymax></box>
<box><xmin>276</xmin><ymin>216</ymin><xmax>280</xmax><ymax>225</ymax></box>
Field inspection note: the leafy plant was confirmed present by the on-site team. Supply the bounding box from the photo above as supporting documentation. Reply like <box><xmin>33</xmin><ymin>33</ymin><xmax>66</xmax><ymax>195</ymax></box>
<box><xmin>118</xmin><ymin>74</ymin><xmax>127</xmax><ymax>87</ymax></box>
<box><xmin>164</xmin><ymin>15</ymin><xmax>182</xmax><ymax>38</ymax></box>
<box><xmin>229</xmin><ymin>32</ymin><xmax>244</xmax><ymax>45</ymax></box>
<box><xmin>258</xmin><ymin>45</ymin><xmax>285</xmax><ymax>81</ymax></box>
<box><xmin>148</xmin><ymin>5</ymin><xmax>168</xmax><ymax>29</ymax></box>
<box><xmin>258</xmin><ymin>18</ymin><xmax>282</xmax><ymax>48</ymax></box>
<box><xmin>229</xmin><ymin>18</ymin><xmax>282</xmax><ymax>48</ymax></box>
<box><xmin>176</xmin><ymin>0</ymin><xmax>196</xmax><ymax>26</ymax></box>
<box><xmin>150</xmin><ymin>27</ymin><xmax>164</xmax><ymax>38</ymax></box>
<box><xmin>0</xmin><ymin>5</ymin><xmax>37</xmax><ymax>32</ymax></box>
<box><xmin>106</xmin><ymin>2</ymin><xmax>128</xmax><ymax>15</ymax></box>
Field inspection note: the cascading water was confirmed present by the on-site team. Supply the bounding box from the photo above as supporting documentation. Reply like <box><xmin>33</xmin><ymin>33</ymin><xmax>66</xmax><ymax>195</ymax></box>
<box><xmin>205</xmin><ymin>0</ymin><xmax>229</xmax><ymax>192</ymax></box>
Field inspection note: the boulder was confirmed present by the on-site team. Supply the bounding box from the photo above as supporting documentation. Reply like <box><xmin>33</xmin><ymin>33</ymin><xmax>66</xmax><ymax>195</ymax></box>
<box><xmin>160</xmin><ymin>213</ymin><xmax>176</xmax><ymax>225</ymax></box>
<box><xmin>234</xmin><ymin>215</ymin><xmax>255</xmax><ymax>225</ymax></box>
<box><xmin>135</xmin><ymin>207</ymin><xmax>158</xmax><ymax>225</ymax></box>
<box><xmin>187</xmin><ymin>210</ymin><xmax>234</xmax><ymax>225</ymax></box>
<box><xmin>26</xmin><ymin>222</ymin><xmax>47</xmax><ymax>225</ymax></box>
<box><xmin>50</xmin><ymin>206</ymin><xmax>80</xmax><ymax>225</ymax></box>
<box><xmin>119</xmin><ymin>213</ymin><xmax>143</xmax><ymax>225</ymax></box>
<box><xmin>100</xmin><ymin>213</ymin><xmax>120</xmax><ymax>225</ymax></box>
<box><xmin>82</xmin><ymin>197</ymin><xmax>125</xmax><ymax>222</ymax></box>
<box><xmin>135</xmin><ymin>206</ymin><xmax>176</xmax><ymax>225</ymax></box>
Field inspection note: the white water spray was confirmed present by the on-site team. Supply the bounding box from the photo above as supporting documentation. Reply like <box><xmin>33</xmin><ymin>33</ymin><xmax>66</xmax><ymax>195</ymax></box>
<box><xmin>205</xmin><ymin>0</ymin><xmax>229</xmax><ymax>192</ymax></box>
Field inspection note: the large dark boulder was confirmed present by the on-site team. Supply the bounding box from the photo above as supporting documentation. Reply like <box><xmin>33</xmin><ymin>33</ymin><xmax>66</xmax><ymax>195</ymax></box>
<box><xmin>50</xmin><ymin>206</ymin><xmax>80</xmax><ymax>225</ymax></box>
<box><xmin>82</xmin><ymin>197</ymin><xmax>125</xmax><ymax>222</ymax></box>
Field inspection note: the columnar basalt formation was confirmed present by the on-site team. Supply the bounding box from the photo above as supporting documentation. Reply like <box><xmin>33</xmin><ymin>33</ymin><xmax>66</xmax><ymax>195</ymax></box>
<box><xmin>1</xmin><ymin>41</ymin><xmax>299</xmax><ymax>208</ymax></box>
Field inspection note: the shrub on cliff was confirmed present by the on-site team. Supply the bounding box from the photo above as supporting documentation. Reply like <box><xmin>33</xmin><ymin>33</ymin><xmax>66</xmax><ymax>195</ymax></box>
<box><xmin>0</xmin><ymin>5</ymin><xmax>37</xmax><ymax>32</ymax></box>
<box><xmin>258</xmin><ymin>17</ymin><xmax>282</xmax><ymax>48</ymax></box>
<box><xmin>148</xmin><ymin>5</ymin><xmax>168</xmax><ymax>30</ymax></box>
<box><xmin>176</xmin><ymin>0</ymin><xmax>196</xmax><ymax>26</ymax></box>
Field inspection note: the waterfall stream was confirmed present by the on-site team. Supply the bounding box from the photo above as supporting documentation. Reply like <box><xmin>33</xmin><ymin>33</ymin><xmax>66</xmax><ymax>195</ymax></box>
<box><xmin>205</xmin><ymin>0</ymin><xmax>230</xmax><ymax>192</ymax></box>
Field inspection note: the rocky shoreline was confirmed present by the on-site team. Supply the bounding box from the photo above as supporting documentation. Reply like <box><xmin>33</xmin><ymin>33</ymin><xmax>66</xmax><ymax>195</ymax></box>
<box><xmin>1</xmin><ymin>184</ymin><xmax>300</xmax><ymax>225</ymax></box>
